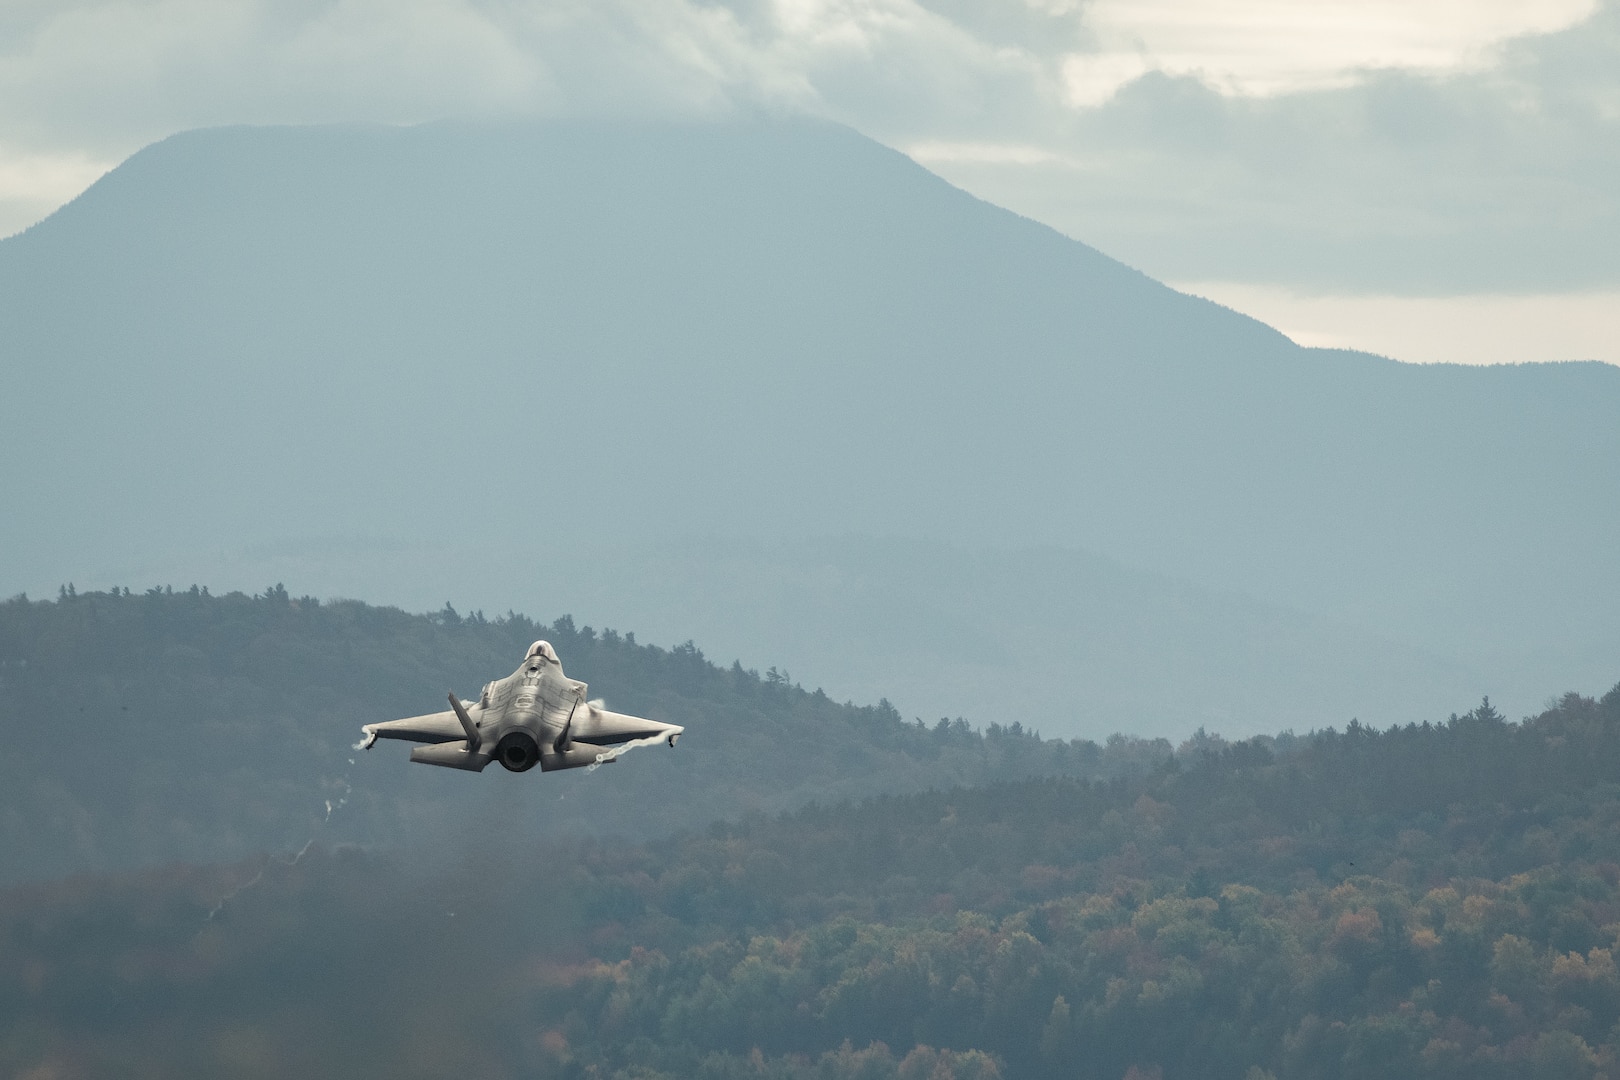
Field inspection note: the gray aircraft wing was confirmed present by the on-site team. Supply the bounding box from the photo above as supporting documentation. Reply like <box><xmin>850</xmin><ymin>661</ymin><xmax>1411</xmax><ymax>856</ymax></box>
<box><xmin>361</xmin><ymin>707</ymin><xmax>469</xmax><ymax>747</ymax></box>
<box><xmin>571</xmin><ymin>704</ymin><xmax>682</xmax><ymax>747</ymax></box>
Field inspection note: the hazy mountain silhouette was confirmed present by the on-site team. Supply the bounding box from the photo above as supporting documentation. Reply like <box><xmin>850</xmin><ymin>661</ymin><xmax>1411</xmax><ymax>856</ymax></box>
<box><xmin>2</xmin><ymin>118</ymin><xmax>1614</xmax><ymax>733</ymax></box>
<box><xmin>106</xmin><ymin>533</ymin><xmax>1486</xmax><ymax>738</ymax></box>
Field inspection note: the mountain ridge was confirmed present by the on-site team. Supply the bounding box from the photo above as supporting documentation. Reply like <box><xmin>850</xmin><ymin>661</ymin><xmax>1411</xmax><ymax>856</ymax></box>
<box><xmin>2</xmin><ymin>116</ymin><xmax>1615</xmax><ymax>731</ymax></box>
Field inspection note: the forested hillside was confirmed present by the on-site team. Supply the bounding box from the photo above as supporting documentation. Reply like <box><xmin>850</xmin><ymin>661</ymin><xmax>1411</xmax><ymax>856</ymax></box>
<box><xmin>0</xmin><ymin>588</ymin><xmax>1165</xmax><ymax>884</ymax></box>
<box><xmin>5</xmin><ymin>688</ymin><xmax>1620</xmax><ymax>1079</ymax></box>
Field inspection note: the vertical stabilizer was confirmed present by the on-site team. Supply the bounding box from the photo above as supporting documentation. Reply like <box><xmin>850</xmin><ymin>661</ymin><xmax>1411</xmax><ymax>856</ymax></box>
<box><xmin>448</xmin><ymin>693</ymin><xmax>480</xmax><ymax>749</ymax></box>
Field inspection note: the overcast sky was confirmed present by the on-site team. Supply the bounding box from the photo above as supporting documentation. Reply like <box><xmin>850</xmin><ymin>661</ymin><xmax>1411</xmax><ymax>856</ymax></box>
<box><xmin>2</xmin><ymin>0</ymin><xmax>1615</xmax><ymax>364</ymax></box>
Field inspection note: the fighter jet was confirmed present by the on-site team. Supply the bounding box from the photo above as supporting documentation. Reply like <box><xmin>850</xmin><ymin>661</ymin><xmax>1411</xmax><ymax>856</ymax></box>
<box><xmin>360</xmin><ymin>640</ymin><xmax>683</xmax><ymax>773</ymax></box>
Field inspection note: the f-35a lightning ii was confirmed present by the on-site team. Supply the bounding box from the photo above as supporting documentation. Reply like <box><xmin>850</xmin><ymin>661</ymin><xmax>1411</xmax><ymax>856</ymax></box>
<box><xmin>360</xmin><ymin>640</ymin><xmax>683</xmax><ymax>773</ymax></box>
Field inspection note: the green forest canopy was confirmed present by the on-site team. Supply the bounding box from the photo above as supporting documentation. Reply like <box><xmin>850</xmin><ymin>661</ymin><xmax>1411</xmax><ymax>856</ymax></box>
<box><xmin>3</xmin><ymin>587</ymin><xmax>1620</xmax><ymax>1079</ymax></box>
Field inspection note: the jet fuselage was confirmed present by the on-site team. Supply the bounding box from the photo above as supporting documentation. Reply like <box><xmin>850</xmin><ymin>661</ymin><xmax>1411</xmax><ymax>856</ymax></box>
<box><xmin>361</xmin><ymin>640</ymin><xmax>682</xmax><ymax>773</ymax></box>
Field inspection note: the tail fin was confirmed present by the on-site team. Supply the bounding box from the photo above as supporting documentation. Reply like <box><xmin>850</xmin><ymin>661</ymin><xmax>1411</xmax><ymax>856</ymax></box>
<box><xmin>447</xmin><ymin>693</ymin><xmax>481</xmax><ymax>749</ymax></box>
<box><xmin>555</xmin><ymin>694</ymin><xmax>581</xmax><ymax>753</ymax></box>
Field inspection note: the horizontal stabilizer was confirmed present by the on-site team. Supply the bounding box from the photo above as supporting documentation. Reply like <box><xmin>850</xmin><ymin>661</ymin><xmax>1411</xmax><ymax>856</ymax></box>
<box><xmin>410</xmin><ymin>742</ymin><xmax>492</xmax><ymax>771</ymax></box>
<box><xmin>540</xmin><ymin>744</ymin><xmax>617</xmax><ymax>772</ymax></box>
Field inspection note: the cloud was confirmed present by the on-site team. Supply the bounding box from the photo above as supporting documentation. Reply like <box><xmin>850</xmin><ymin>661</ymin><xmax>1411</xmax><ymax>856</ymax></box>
<box><xmin>6</xmin><ymin>0</ymin><xmax>1594</xmax><ymax>150</ymax></box>
<box><xmin>0</xmin><ymin>142</ymin><xmax>114</xmax><ymax>238</ymax></box>
<box><xmin>914</xmin><ymin>3</ymin><xmax>1620</xmax><ymax>290</ymax></box>
<box><xmin>0</xmin><ymin>0</ymin><xmax>762</xmax><ymax>149</ymax></box>
<box><xmin>1</xmin><ymin>0</ymin><xmax>1616</xmax><ymax>289</ymax></box>
<box><xmin>1172</xmin><ymin>283</ymin><xmax>1620</xmax><ymax>365</ymax></box>
<box><xmin>1073</xmin><ymin>0</ymin><xmax>1598</xmax><ymax>98</ymax></box>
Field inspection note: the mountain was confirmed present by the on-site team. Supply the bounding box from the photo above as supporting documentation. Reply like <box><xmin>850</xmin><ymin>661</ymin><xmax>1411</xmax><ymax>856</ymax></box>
<box><xmin>1</xmin><ymin>117</ymin><xmax>1615</xmax><ymax>732</ymax></box>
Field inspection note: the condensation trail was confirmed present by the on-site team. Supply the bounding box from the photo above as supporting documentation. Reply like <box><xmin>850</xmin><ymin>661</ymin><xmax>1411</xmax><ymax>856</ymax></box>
<box><xmin>201</xmin><ymin>752</ymin><xmax>357</xmax><ymax>926</ymax></box>
<box><xmin>324</xmin><ymin>760</ymin><xmax>354</xmax><ymax>821</ymax></box>
<box><xmin>202</xmin><ymin>838</ymin><xmax>317</xmax><ymax>922</ymax></box>
<box><xmin>587</xmin><ymin>733</ymin><xmax>668</xmax><ymax>771</ymax></box>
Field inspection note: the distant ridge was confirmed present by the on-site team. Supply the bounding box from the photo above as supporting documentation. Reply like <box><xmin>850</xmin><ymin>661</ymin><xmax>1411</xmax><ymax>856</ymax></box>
<box><xmin>1</xmin><ymin>118</ymin><xmax>1615</xmax><ymax>730</ymax></box>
